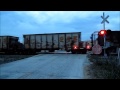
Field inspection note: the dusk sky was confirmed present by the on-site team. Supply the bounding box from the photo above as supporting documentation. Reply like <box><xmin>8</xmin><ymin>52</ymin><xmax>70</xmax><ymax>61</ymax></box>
<box><xmin>0</xmin><ymin>11</ymin><xmax>120</xmax><ymax>42</ymax></box>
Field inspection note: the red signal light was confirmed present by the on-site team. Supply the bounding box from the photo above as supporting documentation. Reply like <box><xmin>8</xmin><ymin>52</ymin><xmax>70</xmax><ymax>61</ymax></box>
<box><xmin>74</xmin><ymin>46</ymin><xmax>77</xmax><ymax>49</ymax></box>
<box><xmin>99</xmin><ymin>30</ymin><xmax>106</xmax><ymax>35</ymax></box>
<box><xmin>73</xmin><ymin>45</ymin><xmax>77</xmax><ymax>49</ymax></box>
<box><xmin>100</xmin><ymin>31</ymin><xmax>105</xmax><ymax>34</ymax></box>
<box><xmin>86</xmin><ymin>45</ymin><xmax>90</xmax><ymax>49</ymax></box>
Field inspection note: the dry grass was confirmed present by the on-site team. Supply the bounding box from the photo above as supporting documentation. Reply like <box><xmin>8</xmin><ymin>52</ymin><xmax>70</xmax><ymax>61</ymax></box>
<box><xmin>88</xmin><ymin>55</ymin><xmax>120</xmax><ymax>79</ymax></box>
<box><xmin>0</xmin><ymin>55</ymin><xmax>33</xmax><ymax>64</ymax></box>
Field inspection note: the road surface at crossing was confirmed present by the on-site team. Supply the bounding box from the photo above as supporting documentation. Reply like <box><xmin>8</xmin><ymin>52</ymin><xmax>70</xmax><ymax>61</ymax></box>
<box><xmin>0</xmin><ymin>53</ymin><xmax>88</xmax><ymax>79</ymax></box>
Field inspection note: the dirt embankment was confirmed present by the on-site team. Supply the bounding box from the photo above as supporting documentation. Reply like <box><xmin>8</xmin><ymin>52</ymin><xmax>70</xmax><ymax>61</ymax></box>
<box><xmin>84</xmin><ymin>54</ymin><xmax>120</xmax><ymax>79</ymax></box>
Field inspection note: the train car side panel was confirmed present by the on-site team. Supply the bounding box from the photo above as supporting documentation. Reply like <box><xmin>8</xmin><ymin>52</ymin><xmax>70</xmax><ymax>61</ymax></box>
<box><xmin>59</xmin><ymin>34</ymin><xmax>65</xmax><ymax>50</ymax></box>
<box><xmin>41</xmin><ymin>35</ymin><xmax>46</xmax><ymax>49</ymax></box>
<box><xmin>65</xmin><ymin>33</ymin><xmax>72</xmax><ymax>50</ymax></box>
<box><xmin>71</xmin><ymin>33</ymin><xmax>79</xmax><ymax>47</ymax></box>
<box><xmin>24</xmin><ymin>35</ymin><xmax>30</xmax><ymax>49</ymax></box>
<box><xmin>53</xmin><ymin>34</ymin><xmax>59</xmax><ymax>49</ymax></box>
<box><xmin>36</xmin><ymin>35</ymin><xmax>41</xmax><ymax>49</ymax></box>
<box><xmin>30</xmin><ymin>35</ymin><xmax>35</xmax><ymax>49</ymax></box>
<box><xmin>2</xmin><ymin>36</ymin><xmax>8</xmax><ymax>49</ymax></box>
<box><xmin>0</xmin><ymin>37</ymin><xmax>2</xmax><ymax>49</ymax></box>
<box><xmin>47</xmin><ymin>34</ymin><xmax>52</xmax><ymax>49</ymax></box>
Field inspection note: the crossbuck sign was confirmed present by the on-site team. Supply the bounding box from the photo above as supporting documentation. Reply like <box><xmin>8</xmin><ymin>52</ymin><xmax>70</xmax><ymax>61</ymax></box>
<box><xmin>101</xmin><ymin>12</ymin><xmax>109</xmax><ymax>29</ymax></box>
<box><xmin>101</xmin><ymin>14</ymin><xmax>109</xmax><ymax>24</ymax></box>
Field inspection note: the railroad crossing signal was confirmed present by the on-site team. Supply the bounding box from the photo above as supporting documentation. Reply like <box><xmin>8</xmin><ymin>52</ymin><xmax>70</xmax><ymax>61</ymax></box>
<box><xmin>101</xmin><ymin>12</ymin><xmax>109</xmax><ymax>24</ymax></box>
<box><xmin>100</xmin><ymin>12</ymin><xmax>110</xmax><ymax>57</ymax></box>
<box><xmin>99</xmin><ymin>30</ymin><xmax>107</xmax><ymax>36</ymax></box>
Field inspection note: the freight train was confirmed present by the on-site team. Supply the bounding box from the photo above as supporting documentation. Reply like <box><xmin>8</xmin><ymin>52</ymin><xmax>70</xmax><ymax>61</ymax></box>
<box><xmin>0</xmin><ymin>32</ymin><xmax>90</xmax><ymax>54</ymax></box>
<box><xmin>0</xmin><ymin>36</ymin><xmax>25</xmax><ymax>54</ymax></box>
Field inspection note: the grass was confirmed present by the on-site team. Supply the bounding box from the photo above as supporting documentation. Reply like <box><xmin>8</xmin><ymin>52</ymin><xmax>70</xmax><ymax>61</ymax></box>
<box><xmin>0</xmin><ymin>55</ymin><xmax>33</xmax><ymax>64</ymax></box>
<box><xmin>88</xmin><ymin>54</ymin><xmax>120</xmax><ymax>79</ymax></box>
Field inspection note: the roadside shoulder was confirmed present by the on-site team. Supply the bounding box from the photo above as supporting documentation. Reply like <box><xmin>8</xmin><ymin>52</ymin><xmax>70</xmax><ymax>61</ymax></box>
<box><xmin>83</xmin><ymin>55</ymin><xmax>94</xmax><ymax>79</ymax></box>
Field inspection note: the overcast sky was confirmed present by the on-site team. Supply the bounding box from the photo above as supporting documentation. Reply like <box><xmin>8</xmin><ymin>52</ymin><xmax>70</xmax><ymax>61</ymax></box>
<box><xmin>0</xmin><ymin>11</ymin><xmax>120</xmax><ymax>42</ymax></box>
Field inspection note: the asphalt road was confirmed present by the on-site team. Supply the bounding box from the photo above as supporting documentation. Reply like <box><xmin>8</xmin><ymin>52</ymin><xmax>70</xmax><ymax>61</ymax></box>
<box><xmin>0</xmin><ymin>53</ymin><xmax>87</xmax><ymax>79</ymax></box>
